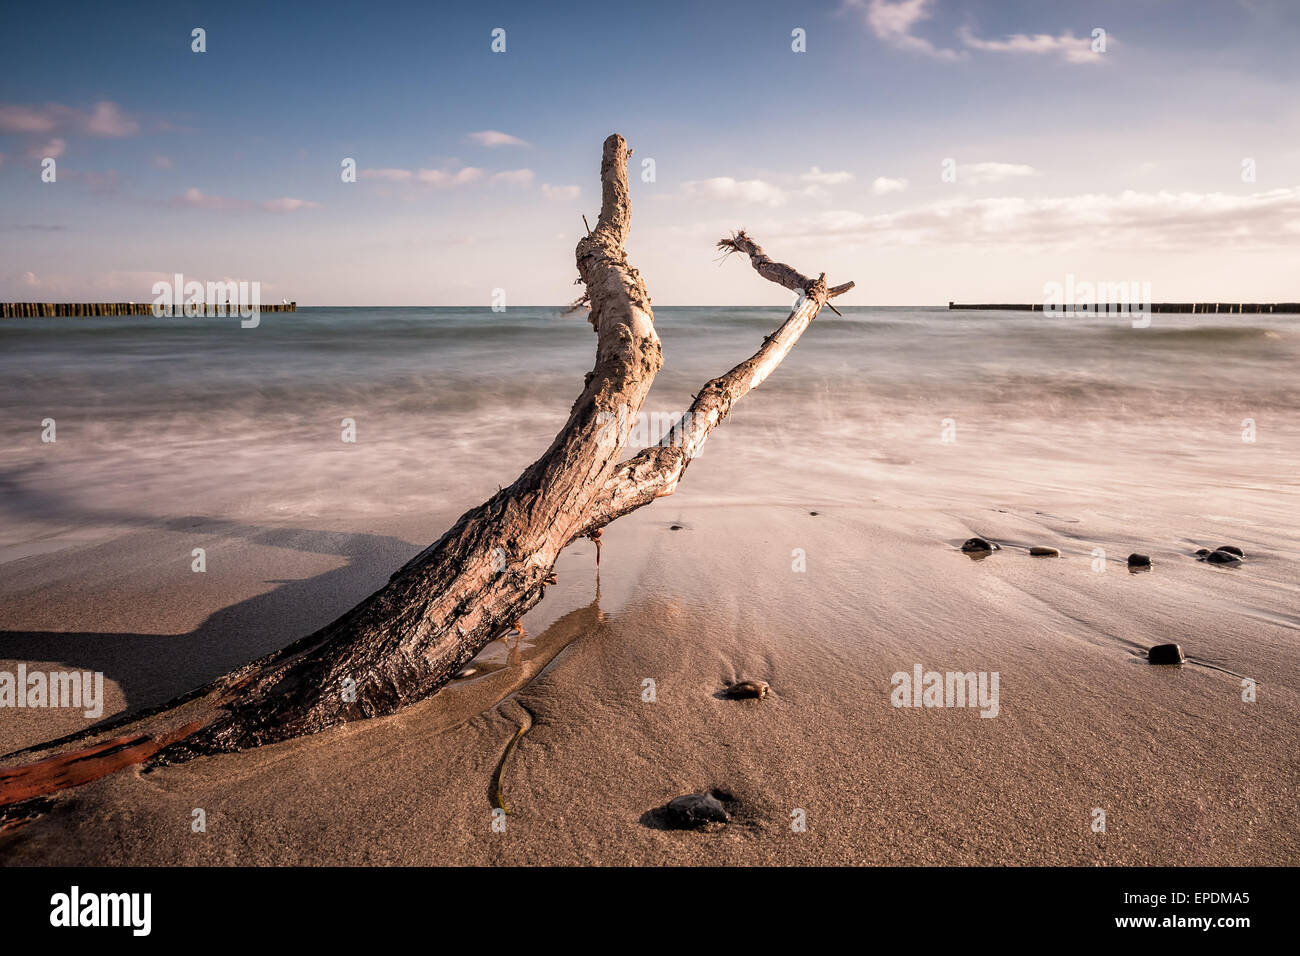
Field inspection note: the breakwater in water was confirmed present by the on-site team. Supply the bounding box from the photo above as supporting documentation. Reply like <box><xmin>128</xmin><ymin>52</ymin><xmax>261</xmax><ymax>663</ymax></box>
<box><xmin>0</xmin><ymin>302</ymin><xmax>297</xmax><ymax>318</ymax></box>
<box><xmin>949</xmin><ymin>301</ymin><xmax>1299</xmax><ymax>313</ymax></box>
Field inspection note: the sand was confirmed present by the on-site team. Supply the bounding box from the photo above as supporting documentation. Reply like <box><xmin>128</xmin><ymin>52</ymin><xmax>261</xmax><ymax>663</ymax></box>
<box><xmin>3</xmin><ymin>439</ymin><xmax>1298</xmax><ymax>864</ymax></box>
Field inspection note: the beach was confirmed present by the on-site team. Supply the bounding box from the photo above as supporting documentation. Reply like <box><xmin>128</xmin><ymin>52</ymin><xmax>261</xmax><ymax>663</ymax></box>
<box><xmin>2</xmin><ymin>307</ymin><xmax>1298</xmax><ymax>864</ymax></box>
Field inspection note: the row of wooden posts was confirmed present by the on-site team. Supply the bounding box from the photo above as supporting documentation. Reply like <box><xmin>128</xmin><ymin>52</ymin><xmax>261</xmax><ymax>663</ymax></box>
<box><xmin>949</xmin><ymin>302</ymin><xmax>1300</xmax><ymax>314</ymax></box>
<box><xmin>0</xmin><ymin>302</ymin><xmax>298</xmax><ymax>318</ymax></box>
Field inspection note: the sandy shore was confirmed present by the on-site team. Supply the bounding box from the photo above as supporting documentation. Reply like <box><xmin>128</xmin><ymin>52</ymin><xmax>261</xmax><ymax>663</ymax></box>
<box><xmin>3</xmin><ymin>461</ymin><xmax>1298</xmax><ymax>863</ymax></box>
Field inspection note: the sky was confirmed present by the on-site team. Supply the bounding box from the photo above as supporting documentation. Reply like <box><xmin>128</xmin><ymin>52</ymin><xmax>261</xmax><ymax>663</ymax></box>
<box><xmin>1</xmin><ymin>0</ymin><xmax>1298</xmax><ymax>305</ymax></box>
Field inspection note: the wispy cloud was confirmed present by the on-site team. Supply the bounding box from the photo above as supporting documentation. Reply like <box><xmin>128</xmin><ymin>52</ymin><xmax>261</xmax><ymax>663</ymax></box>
<box><xmin>150</xmin><ymin>154</ymin><xmax>174</xmax><ymax>170</ymax></box>
<box><xmin>848</xmin><ymin>1</ymin><xmax>1108</xmax><ymax>65</ymax></box>
<box><xmin>85</xmin><ymin>101</ymin><xmax>139</xmax><ymax>136</ymax></box>
<box><xmin>360</xmin><ymin>168</ymin><xmax>415</xmax><ymax>182</ymax></box>
<box><xmin>28</xmin><ymin>138</ymin><xmax>66</xmax><ymax>160</ymax></box>
<box><xmin>491</xmin><ymin>168</ymin><xmax>534</xmax><ymax>184</ymax></box>
<box><xmin>958</xmin><ymin>26</ymin><xmax>1104</xmax><ymax>65</ymax></box>
<box><xmin>802</xmin><ymin>166</ymin><xmax>854</xmax><ymax>186</ymax></box>
<box><xmin>172</xmin><ymin>187</ymin><xmax>319</xmax><ymax>213</ymax></box>
<box><xmin>0</xmin><ymin>100</ymin><xmax>139</xmax><ymax>137</ymax></box>
<box><xmin>872</xmin><ymin>176</ymin><xmax>909</xmax><ymax>195</ymax></box>
<box><xmin>772</xmin><ymin>186</ymin><xmax>1300</xmax><ymax>249</ymax></box>
<box><xmin>362</xmin><ymin>165</ymin><xmax>536</xmax><ymax>188</ymax></box>
<box><xmin>416</xmin><ymin>167</ymin><xmax>485</xmax><ymax>186</ymax></box>
<box><xmin>683</xmin><ymin>176</ymin><xmax>788</xmax><ymax>207</ymax></box>
<box><xmin>541</xmin><ymin>184</ymin><xmax>581</xmax><ymax>201</ymax></box>
<box><xmin>466</xmin><ymin>130</ymin><xmax>529</xmax><ymax>147</ymax></box>
<box><xmin>848</xmin><ymin>0</ymin><xmax>962</xmax><ymax>61</ymax></box>
<box><xmin>957</xmin><ymin>162</ymin><xmax>1038</xmax><ymax>185</ymax></box>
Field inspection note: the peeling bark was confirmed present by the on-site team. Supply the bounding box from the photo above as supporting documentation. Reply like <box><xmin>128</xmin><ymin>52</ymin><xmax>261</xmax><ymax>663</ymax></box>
<box><xmin>0</xmin><ymin>136</ymin><xmax>853</xmax><ymax>806</ymax></box>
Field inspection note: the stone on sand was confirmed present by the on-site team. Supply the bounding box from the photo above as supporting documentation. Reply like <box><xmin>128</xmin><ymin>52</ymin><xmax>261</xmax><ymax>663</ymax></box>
<box><xmin>1148</xmin><ymin>643</ymin><xmax>1185</xmax><ymax>665</ymax></box>
<box><xmin>1029</xmin><ymin>547</ymin><xmax>1060</xmax><ymax>557</ymax></box>
<box><xmin>961</xmin><ymin>537</ymin><xmax>997</xmax><ymax>553</ymax></box>
<box><xmin>664</xmin><ymin>793</ymin><xmax>730</xmax><ymax>829</ymax></box>
<box><xmin>1128</xmin><ymin>553</ymin><xmax>1151</xmax><ymax>568</ymax></box>
<box><xmin>725</xmin><ymin>679</ymin><xmax>770</xmax><ymax>700</ymax></box>
<box><xmin>1205</xmin><ymin>550</ymin><xmax>1242</xmax><ymax>565</ymax></box>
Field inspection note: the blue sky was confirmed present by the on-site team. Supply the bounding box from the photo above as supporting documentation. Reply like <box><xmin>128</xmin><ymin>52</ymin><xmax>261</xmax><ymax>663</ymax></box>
<box><xmin>2</xmin><ymin>0</ymin><xmax>1298</xmax><ymax>304</ymax></box>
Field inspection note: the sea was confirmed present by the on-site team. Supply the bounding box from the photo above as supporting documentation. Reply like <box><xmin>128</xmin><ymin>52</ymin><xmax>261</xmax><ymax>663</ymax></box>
<box><xmin>2</xmin><ymin>306</ymin><xmax>1297</xmax><ymax>552</ymax></box>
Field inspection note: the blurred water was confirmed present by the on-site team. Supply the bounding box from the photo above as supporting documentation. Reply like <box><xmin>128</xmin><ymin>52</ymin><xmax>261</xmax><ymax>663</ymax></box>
<box><xmin>2</xmin><ymin>306</ymin><xmax>1297</xmax><ymax>545</ymax></box>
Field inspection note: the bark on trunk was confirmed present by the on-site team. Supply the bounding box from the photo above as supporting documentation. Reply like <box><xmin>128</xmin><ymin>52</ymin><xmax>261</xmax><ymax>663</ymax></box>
<box><xmin>1</xmin><ymin>133</ymin><xmax>852</xmax><ymax>807</ymax></box>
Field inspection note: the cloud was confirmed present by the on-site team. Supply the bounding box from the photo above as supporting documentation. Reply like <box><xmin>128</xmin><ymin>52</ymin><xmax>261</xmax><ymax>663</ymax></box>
<box><xmin>0</xmin><ymin>104</ymin><xmax>60</xmax><ymax>133</ymax></box>
<box><xmin>0</xmin><ymin>100</ymin><xmax>140</xmax><ymax>137</ymax></box>
<box><xmin>360</xmin><ymin>168</ymin><xmax>414</xmax><ymax>182</ymax></box>
<box><xmin>28</xmin><ymin>138</ymin><xmax>66</xmax><ymax>160</ymax></box>
<box><xmin>172</xmin><ymin>188</ymin><xmax>319</xmax><ymax>213</ymax></box>
<box><xmin>683</xmin><ymin>176</ymin><xmax>788</xmax><ymax>207</ymax></box>
<box><xmin>150</xmin><ymin>154</ymin><xmax>174</xmax><ymax>170</ymax></box>
<box><xmin>85</xmin><ymin>101</ymin><xmax>139</xmax><ymax>136</ymax></box>
<box><xmin>802</xmin><ymin>166</ymin><xmax>854</xmax><ymax>186</ymax></box>
<box><xmin>362</xmin><ymin>166</ymin><xmax>535</xmax><ymax>188</ymax></box>
<box><xmin>848</xmin><ymin>0</ymin><xmax>962</xmax><ymax>60</ymax></box>
<box><xmin>261</xmin><ymin>197</ymin><xmax>320</xmax><ymax>213</ymax></box>
<box><xmin>491</xmin><ymin>168</ymin><xmax>535</xmax><ymax>184</ymax></box>
<box><xmin>958</xmin><ymin>26</ymin><xmax>1104</xmax><ymax>65</ymax></box>
<box><xmin>416</xmin><ymin>166</ymin><xmax>485</xmax><ymax>186</ymax></box>
<box><xmin>771</xmin><ymin>186</ymin><xmax>1300</xmax><ymax>250</ymax></box>
<box><xmin>957</xmin><ymin>162</ymin><xmax>1038</xmax><ymax>185</ymax></box>
<box><xmin>467</xmin><ymin>130</ymin><xmax>529</xmax><ymax>147</ymax></box>
<box><xmin>872</xmin><ymin>176</ymin><xmax>909</xmax><ymax>195</ymax></box>
<box><xmin>848</xmin><ymin>2</ymin><xmax>1107</xmax><ymax>64</ymax></box>
<box><xmin>60</xmin><ymin>169</ymin><xmax>120</xmax><ymax>193</ymax></box>
<box><xmin>541</xmin><ymin>183</ymin><xmax>580</xmax><ymax>201</ymax></box>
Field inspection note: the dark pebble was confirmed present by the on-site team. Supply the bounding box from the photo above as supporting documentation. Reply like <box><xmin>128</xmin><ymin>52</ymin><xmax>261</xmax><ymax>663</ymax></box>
<box><xmin>725</xmin><ymin>680</ymin><xmax>770</xmax><ymax>700</ymax></box>
<box><xmin>809</xmin><ymin>511</ymin><xmax>819</xmax><ymax>516</ymax></box>
<box><xmin>961</xmin><ymin>537</ymin><xmax>997</xmax><ymax>553</ymax></box>
<box><xmin>1148</xmin><ymin>643</ymin><xmax>1185</xmax><ymax>665</ymax></box>
<box><xmin>1029</xmin><ymin>546</ymin><xmax>1060</xmax><ymax>557</ymax></box>
<box><xmin>664</xmin><ymin>793</ymin><xmax>730</xmax><ymax>828</ymax></box>
<box><xmin>1194</xmin><ymin>548</ymin><xmax>1211</xmax><ymax>557</ymax></box>
<box><xmin>1205</xmin><ymin>550</ymin><xmax>1242</xmax><ymax>565</ymax></box>
<box><xmin>670</xmin><ymin>524</ymin><xmax>683</xmax><ymax>531</ymax></box>
<box><xmin>1127</xmin><ymin>553</ymin><xmax>1151</xmax><ymax>567</ymax></box>
<box><xmin>1215</xmin><ymin>545</ymin><xmax>1245</xmax><ymax>558</ymax></box>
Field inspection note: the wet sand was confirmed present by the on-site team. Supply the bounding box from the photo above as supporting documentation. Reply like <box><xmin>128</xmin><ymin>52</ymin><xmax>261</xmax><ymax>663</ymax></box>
<box><xmin>3</xmin><ymin>483</ymin><xmax>1297</xmax><ymax>864</ymax></box>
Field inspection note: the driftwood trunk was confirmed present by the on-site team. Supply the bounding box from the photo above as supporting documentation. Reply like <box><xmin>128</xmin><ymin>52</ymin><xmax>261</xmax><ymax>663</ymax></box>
<box><xmin>0</xmin><ymin>133</ymin><xmax>852</xmax><ymax>807</ymax></box>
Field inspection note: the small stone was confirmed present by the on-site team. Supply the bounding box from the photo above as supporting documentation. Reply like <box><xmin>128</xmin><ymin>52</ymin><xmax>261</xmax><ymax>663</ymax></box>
<box><xmin>1148</xmin><ymin>643</ymin><xmax>1185</xmax><ymax>665</ymax></box>
<box><xmin>809</xmin><ymin>511</ymin><xmax>820</xmax><ymax>516</ymax></box>
<box><xmin>664</xmin><ymin>793</ymin><xmax>730</xmax><ymax>829</ymax></box>
<box><xmin>1215</xmin><ymin>545</ymin><xmax>1245</xmax><ymax>558</ymax></box>
<box><xmin>1127</xmin><ymin>553</ymin><xmax>1151</xmax><ymax>568</ymax></box>
<box><xmin>725</xmin><ymin>680</ymin><xmax>770</xmax><ymax>700</ymax></box>
<box><xmin>670</xmin><ymin>524</ymin><xmax>683</xmax><ymax>531</ymax></box>
<box><xmin>1195</xmin><ymin>548</ymin><xmax>1211</xmax><ymax>557</ymax></box>
<box><xmin>1205</xmin><ymin>550</ymin><xmax>1242</xmax><ymax>565</ymax></box>
<box><xmin>961</xmin><ymin>537</ymin><xmax>997</xmax><ymax>553</ymax></box>
<box><xmin>1029</xmin><ymin>547</ymin><xmax>1060</xmax><ymax>557</ymax></box>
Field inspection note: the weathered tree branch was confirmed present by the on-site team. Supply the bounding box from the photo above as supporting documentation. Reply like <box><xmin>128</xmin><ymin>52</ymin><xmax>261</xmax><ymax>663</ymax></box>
<box><xmin>581</xmin><ymin>231</ymin><xmax>853</xmax><ymax>531</ymax></box>
<box><xmin>1</xmin><ymin>140</ymin><xmax>852</xmax><ymax>814</ymax></box>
